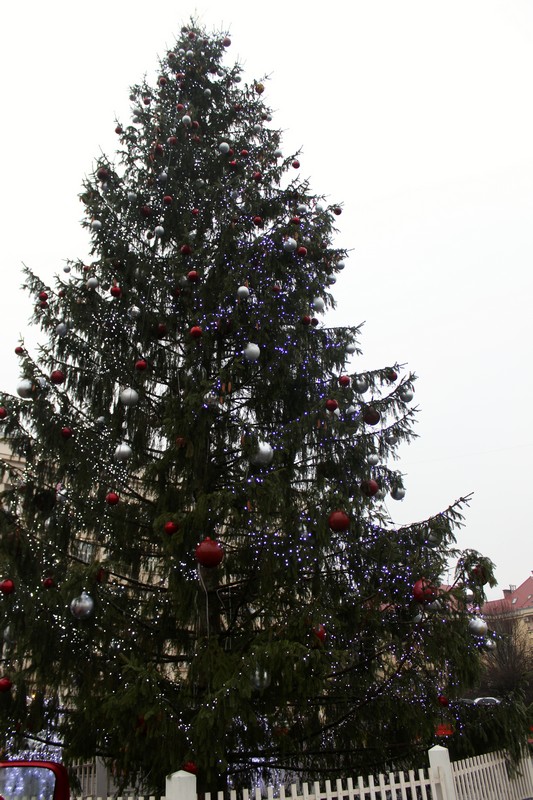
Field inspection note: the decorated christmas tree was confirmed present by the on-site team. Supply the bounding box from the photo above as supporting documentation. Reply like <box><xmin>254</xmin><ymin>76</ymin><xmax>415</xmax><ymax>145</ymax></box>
<box><xmin>0</xmin><ymin>23</ymin><xmax>499</xmax><ymax>793</ymax></box>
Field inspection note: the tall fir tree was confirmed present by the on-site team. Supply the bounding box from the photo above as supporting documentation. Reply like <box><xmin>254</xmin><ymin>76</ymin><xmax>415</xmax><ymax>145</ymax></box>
<box><xmin>0</xmin><ymin>22</ymin><xmax>501</xmax><ymax>793</ymax></box>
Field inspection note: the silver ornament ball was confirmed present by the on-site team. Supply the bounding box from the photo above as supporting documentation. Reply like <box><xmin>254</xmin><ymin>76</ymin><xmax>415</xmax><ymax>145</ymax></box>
<box><xmin>250</xmin><ymin>442</ymin><xmax>274</xmax><ymax>466</ymax></box>
<box><xmin>70</xmin><ymin>591</ymin><xmax>94</xmax><ymax>620</ymax></box>
<box><xmin>114</xmin><ymin>443</ymin><xmax>133</xmax><ymax>462</ymax></box>
<box><xmin>119</xmin><ymin>388</ymin><xmax>139</xmax><ymax>407</ymax></box>
<box><xmin>16</xmin><ymin>379</ymin><xmax>33</xmax><ymax>399</ymax></box>
<box><xmin>468</xmin><ymin>617</ymin><xmax>488</xmax><ymax>636</ymax></box>
<box><xmin>244</xmin><ymin>343</ymin><xmax>260</xmax><ymax>362</ymax></box>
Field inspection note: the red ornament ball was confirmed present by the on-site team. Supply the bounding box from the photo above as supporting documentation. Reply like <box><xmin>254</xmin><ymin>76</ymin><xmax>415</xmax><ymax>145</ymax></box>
<box><xmin>140</xmin><ymin>205</ymin><xmax>153</xmax><ymax>218</ymax></box>
<box><xmin>182</xmin><ymin>762</ymin><xmax>198</xmax><ymax>775</ymax></box>
<box><xmin>253</xmin><ymin>216</ymin><xmax>263</xmax><ymax>226</ymax></box>
<box><xmin>222</xmin><ymin>36</ymin><xmax>231</xmax><ymax>47</ymax></box>
<box><xmin>135</xmin><ymin>359</ymin><xmax>148</xmax><ymax>371</ymax></box>
<box><xmin>297</xmin><ymin>246</ymin><xmax>307</xmax><ymax>256</ymax></box>
<box><xmin>187</xmin><ymin>270</ymin><xmax>200</xmax><ymax>283</ymax></box>
<box><xmin>385</xmin><ymin>368</ymin><xmax>398</xmax><ymax>382</ymax></box>
<box><xmin>43</xmin><ymin>577</ymin><xmax>56</xmax><ymax>589</ymax></box>
<box><xmin>156</xmin><ymin>323</ymin><xmax>168</xmax><ymax>339</ymax></box>
<box><xmin>0</xmin><ymin>407</ymin><xmax>7</xmax><ymax>420</ymax></box>
<box><xmin>363</xmin><ymin>407</ymin><xmax>380</xmax><ymax>425</ymax></box>
<box><xmin>311</xmin><ymin>318</ymin><xmax>319</xmax><ymax>326</ymax></box>
<box><xmin>96</xmin><ymin>167</ymin><xmax>110</xmax><ymax>182</ymax></box>
<box><xmin>192</xmin><ymin>208</ymin><xmax>200</xmax><ymax>216</ymax></box>
<box><xmin>438</xmin><ymin>695</ymin><xmax>449</xmax><ymax>707</ymax></box>
<box><xmin>338</xmin><ymin>375</ymin><xmax>350</xmax><ymax>387</ymax></box>
<box><xmin>15</xmin><ymin>346</ymin><xmax>24</xmax><ymax>355</ymax></box>
<box><xmin>0</xmin><ymin>677</ymin><xmax>12</xmax><ymax>693</ymax></box>
<box><xmin>189</xmin><ymin>326</ymin><xmax>203</xmax><ymax>339</ymax></box>
<box><xmin>195</xmin><ymin>537</ymin><xmax>224</xmax><ymax>568</ymax></box>
<box><xmin>313</xmin><ymin>623</ymin><xmax>326</xmax><ymax>643</ymax></box>
<box><xmin>163</xmin><ymin>195</ymin><xmax>173</xmax><ymax>205</ymax></box>
<box><xmin>106</xmin><ymin>491</ymin><xmax>120</xmax><ymax>506</ymax></box>
<box><xmin>50</xmin><ymin>369</ymin><xmax>65</xmax><ymax>385</ymax></box>
<box><xmin>181</xmin><ymin>244</ymin><xmax>192</xmax><ymax>256</ymax></box>
<box><xmin>0</xmin><ymin>579</ymin><xmax>15</xmax><ymax>595</ymax></box>
<box><xmin>252</xmin><ymin>171</ymin><xmax>262</xmax><ymax>182</ymax></box>
<box><xmin>325</xmin><ymin>398</ymin><xmax>339</xmax><ymax>413</ymax></box>
<box><xmin>167</xmin><ymin>136</ymin><xmax>178</xmax><ymax>146</ymax></box>
<box><xmin>292</xmin><ymin>159</ymin><xmax>300</xmax><ymax>169</ymax></box>
<box><xmin>60</xmin><ymin>427</ymin><xmax>73</xmax><ymax>439</ymax></box>
<box><xmin>328</xmin><ymin>510</ymin><xmax>350</xmax><ymax>532</ymax></box>
<box><xmin>115</xmin><ymin>126</ymin><xmax>123</xmax><ymax>135</ymax></box>
<box><xmin>164</xmin><ymin>521</ymin><xmax>179</xmax><ymax>536</ymax></box>
<box><xmin>240</xmin><ymin>149</ymin><xmax>249</xmax><ymax>157</ymax></box>
<box><xmin>360</xmin><ymin>479</ymin><xmax>379</xmax><ymax>497</ymax></box>
<box><xmin>38</xmin><ymin>291</ymin><xmax>48</xmax><ymax>301</ymax></box>
<box><xmin>301</xmin><ymin>315</ymin><xmax>311</xmax><ymax>326</ymax></box>
<box><xmin>413</xmin><ymin>578</ymin><xmax>437</xmax><ymax>604</ymax></box>
<box><xmin>110</xmin><ymin>286</ymin><xmax>122</xmax><ymax>298</ymax></box>
<box><xmin>177</xmin><ymin>103</ymin><xmax>185</xmax><ymax>111</ymax></box>
<box><xmin>469</xmin><ymin>565</ymin><xmax>488</xmax><ymax>585</ymax></box>
<box><xmin>333</xmin><ymin>207</ymin><xmax>342</xmax><ymax>215</ymax></box>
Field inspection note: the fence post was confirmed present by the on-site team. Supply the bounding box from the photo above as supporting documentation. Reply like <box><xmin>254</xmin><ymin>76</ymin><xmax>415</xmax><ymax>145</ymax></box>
<box><xmin>428</xmin><ymin>745</ymin><xmax>457</xmax><ymax>800</ymax></box>
<box><xmin>166</xmin><ymin>769</ymin><xmax>197</xmax><ymax>800</ymax></box>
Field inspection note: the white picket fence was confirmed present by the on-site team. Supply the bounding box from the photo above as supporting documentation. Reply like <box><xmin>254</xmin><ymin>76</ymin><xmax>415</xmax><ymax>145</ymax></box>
<box><xmin>72</xmin><ymin>746</ymin><xmax>533</xmax><ymax>800</ymax></box>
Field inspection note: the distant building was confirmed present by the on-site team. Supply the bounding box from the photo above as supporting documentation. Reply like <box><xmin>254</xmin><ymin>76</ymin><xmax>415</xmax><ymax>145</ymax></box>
<box><xmin>482</xmin><ymin>572</ymin><xmax>533</xmax><ymax>643</ymax></box>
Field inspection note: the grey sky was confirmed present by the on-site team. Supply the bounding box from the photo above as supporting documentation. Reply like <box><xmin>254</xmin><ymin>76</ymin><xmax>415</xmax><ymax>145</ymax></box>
<box><xmin>1</xmin><ymin>0</ymin><xmax>532</xmax><ymax>599</ymax></box>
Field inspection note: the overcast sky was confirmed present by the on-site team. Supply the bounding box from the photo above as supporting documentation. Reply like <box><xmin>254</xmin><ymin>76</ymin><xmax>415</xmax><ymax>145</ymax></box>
<box><xmin>1</xmin><ymin>1</ymin><xmax>532</xmax><ymax>599</ymax></box>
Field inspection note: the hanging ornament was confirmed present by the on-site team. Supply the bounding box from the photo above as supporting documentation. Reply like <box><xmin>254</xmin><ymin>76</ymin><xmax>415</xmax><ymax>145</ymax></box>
<box><xmin>237</xmin><ymin>285</ymin><xmax>250</xmax><ymax>299</ymax></box>
<box><xmin>313</xmin><ymin>624</ymin><xmax>326</xmax><ymax>643</ymax></box>
<box><xmin>0</xmin><ymin>677</ymin><xmax>12</xmax><ymax>693</ymax></box>
<box><xmin>16</xmin><ymin>379</ymin><xmax>33</xmax><ymax>399</ymax></box>
<box><xmin>106</xmin><ymin>491</ymin><xmax>120</xmax><ymax>505</ymax></box>
<box><xmin>469</xmin><ymin>564</ymin><xmax>488</xmax><ymax>586</ymax></box>
<box><xmin>437</xmin><ymin>695</ymin><xmax>449</xmax><ymax>707</ymax></box>
<box><xmin>312</xmin><ymin>297</ymin><xmax>325</xmax><ymax>313</ymax></box>
<box><xmin>86</xmin><ymin>277</ymin><xmax>99</xmax><ymax>289</ymax></box>
<box><xmin>283</xmin><ymin>238</ymin><xmax>297</xmax><ymax>253</ymax></box>
<box><xmin>154</xmin><ymin>226</ymin><xmax>165</xmax><ymax>238</ymax></box>
<box><xmin>135</xmin><ymin>359</ymin><xmax>148</xmax><ymax>371</ymax></box>
<box><xmin>0</xmin><ymin>407</ymin><xmax>7</xmax><ymax>421</ymax></box>
<box><xmin>345</xmin><ymin>343</ymin><xmax>356</xmax><ymax>354</ymax></box>
<box><xmin>338</xmin><ymin>375</ymin><xmax>350</xmax><ymax>387</ymax></box>
<box><xmin>43</xmin><ymin>577</ymin><xmax>56</xmax><ymax>589</ymax></box>
<box><xmin>60</xmin><ymin>427</ymin><xmax>73</xmax><ymax>439</ymax></box>
<box><xmin>195</xmin><ymin>537</ymin><xmax>224</xmax><ymax>568</ymax></box>
<box><xmin>385</xmin><ymin>369</ymin><xmax>398</xmax><ymax>382</ymax></box>
<box><xmin>468</xmin><ymin>617</ymin><xmax>488</xmax><ymax>636</ymax></box>
<box><xmin>363</xmin><ymin>407</ymin><xmax>380</xmax><ymax>425</ymax></box>
<box><xmin>360</xmin><ymin>479</ymin><xmax>379</xmax><ymax>497</ymax></box>
<box><xmin>251</xmin><ymin>666</ymin><xmax>271</xmax><ymax>691</ymax></box>
<box><xmin>70</xmin><ymin>591</ymin><xmax>94</xmax><ymax>620</ymax></box>
<box><xmin>328</xmin><ymin>510</ymin><xmax>350</xmax><ymax>532</ymax></box>
<box><xmin>484</xmin><ymin>638</ymin><xmax>497</xmax><ymax>651</ymax></box>
<box><xmin>367</xmin><ymin>453</ymin><xmax>379</xmax><ymax>466</ymax></box>
<box><xmin>114</xmin><ymin>443</ymin><xmax>133</xmax><ymax>462</ymax></box>
<box><xmin>91</xmin><ymin>220</ymin><xmax>102</xmax><ymax>231</ymax></box>
<box><xmin>120</xmin><ymin>388</ymin><xmax>139</xmax><ymax>406</ymax></box>
<box><xmin>353</xmin><ymin>376</ymin><xmax>369</xmax><ymax>394</ymax></box>
<box><xmin>249</xmin><ymin>442</ymin><xmax>274</xmax><ymax>466</ymax></box>
<box><xmin>243</xmin><ymin>343</ymin><xmax>260</xmax><ymax>362</ymax></box>
<box><xmin>219</xmin><ymin>142</ymin><xmax>230</xmax><ymax>154</ymax></box>
<box><xmin>399</xmin><ymin>386</ymin><xmax>414</xmax><ymax>402</ymax></box>
<box><xmin>325</xmin><ymin>399</ymin><xmax>339</xmax><ymax>413</ymax></box>
<box><xmin>390</xmin><ymin>486</ymin><xmax>406</xmax><ymax>501</ymax></box>
<box><xmin>50</xmin><ymin>369</ymin><xmax>65</xmax><ymax>385</ymax></box>
<box><xmin>56</xmin><ymin>322</ymin><xmax>68</xmax><ymax>337</ymax></box>
<box><xmin>412</xmin><ymin>578</ymin><xmax>437</xmax><ymax>603</ymax></box>
<box><xmin>0</xmin><ymin>579</ymin><xmax>15</xmax><ymax>594</ymax></box>
<box><xmin>164</xmin><ymin>521</ymin><xmax>179</xmax><ymax>536</ymax></box>
<box><xmin>189</xmin><ymin>326</ymin><xmax>203</xmax><ymax>339</ymax></box>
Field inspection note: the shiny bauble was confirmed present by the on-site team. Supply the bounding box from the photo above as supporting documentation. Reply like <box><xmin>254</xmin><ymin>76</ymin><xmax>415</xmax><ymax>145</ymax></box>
<box><xmin>484</xmin><ymin>638</ymin><xmax>497</xmax><ymax>651</ymax></box>
<box><xmin>106</xmin><ymin>492</ymin><xmax>120</xmax><ymax>505</ymax></box>
<box><xmin>438</xmin><ymin>695</ymin><xmax>449</xmax><ymax>707</ymax></box>
<box><xmin>0</xmin><ymin>677</ymin><xmax>12</xmax><ymax>692</ymax></box>
<box><xmin>250</xmin><ymin>442</ymin><xmax>274</xmax><ymax>466</ymax></box>
<box><xmin>385</xmin><ymin>433</ymin><xmax>398</xmax><ymax>445</ymax></box>
<box><xmin>182</xmin><ymin>114</ymin><xmax>192</xmax><ymax>126</ymax></box>
<box><xmin>16</xmin><ymin>379</ymin><xmax>33</xmax><ymax>399</ymax></box>
<box><xmin>312</xmin><ymin>297</ymin><xmax>325</xmax><ymax>313</ymax></box>
<box><xmin>164</xmin><ymin>521</ymin><xmax>179</xmax><ymax>536</ymax></box>
<box><xmin>251</xmin><ymin>666</ymin><xmax>271</xmax><ymax>691</ymax></box>
<box><xmin>154</xmin><ymin>226</ymin><xmax>165</xmax><ymax>238</ymax></box>
<box><xmin>283</xmin><ymin>237</ymin><xmax>297</xmax><ymax>252</ymax></box>
<box><xmin>338</xmin><ymin>375</ymin><xmax>350</xmax><ymax>387</ymax></box>
<box><xmin>91</xmin><ymin>220</ymin><xmax>102</xmax><ymax>231</ymax></box>
<box><xmin>468</xmin><ymin>617</ymin><xmax>488</xmax><ymax>636</ymax></box>
<box><xmin>243</xmin><ymin>342</ymin><xmax>260</xmax><ymax>362</ymax></box>
<box><xmin>114</xmin><ymin>443</ymin><xmax>133</xmax><ymax>462</ymax></box>
<box><xmin>353</xmin><ymin>376</ymin><xmax>369</xmax><ymax>394</ymax></box>
<box><xmin>362</xmin><ymin>407</ymin><xmax>380</xmax><ymax>425</ymax></box>
<box><xmin>413</xmin><ymin>578</ymin><xmax>437</xmax><ymax>604</ymax></box>
<box><xmin>50</xmin><ymin>369</ymin><xmax>65</xmax><ymax>385</ymax></box>
<box><xmin>399</xmin><ymin>386</ymin><xmax>414</xmax><ymax>402</ymax></box>
<box><xmin>195</xmin><ymin>537</ymin><xmax>224</xmax><ymax>568</ymax></box>
<box><xmin>189</xmin><ymin>326</ymin><xmax>203</xmax><ymax>339</ymax></box>
<box><xmin>0</xmin><ymin>579</ymin><xmax>15</xmax><ymax>595</ymax></box>
<box><xmin>325</xmin><ymin>399</ymin><xmax>339</xmax><ymax>413</ymax></box>
<box><xmin>237</xmin><ymin>285</ymin><xmax>250</xmax><ymax>299</ymax></box>
<box><xmin>70</xmin><ymin>591</ymin><xmax>94</xmax><ymax>620</ymax></box>
<box><xmin>55</xmin><ymin>322</ymin><xmax>68</xmax><ymax>337</ymax></box>
<box><xmin>120</xmin><ymin>388</ymin><xmax>139</xmax><ymax>406</ymax></box>
<box><xmin>0</xmin><ymin>407</ymin><xmax>7</xmax><ymax>420</ymax></box>
<box><xmin>346</xmin><ymin>343</ymin><xmax>357</xmax><ymax>354</ymax></box>
<box><xmin>367</xmin><ymin>453</ymin><xmax>379</xmax><ymax>466</ymax></box>
<box><xmin>313</xmin><ymin>623</ymin><xmax>326</xmax><ymax>643</ymax></box>
<box><xmin>390</xmin><ymin>486</ymin><xmax>406</xmax><ymax>501</ymax></box>
<box><xmin>361</xmin><ymin>479</ymin><xmax>379</xmax><ymax>497</ymax></box>
<box><xmin>219</xmin><ymin>141</ymin><xmax>230</xmax><ymax>154</ymax></box>
<box><xmin>328</xmin><ymin>510</ymin><xmax>350</xmax><ymax>532</ymax></box>
<box><xmin>86</xmin><ymin>277</ymin><xmax>99</xmax><ymax>289</ymax></box>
